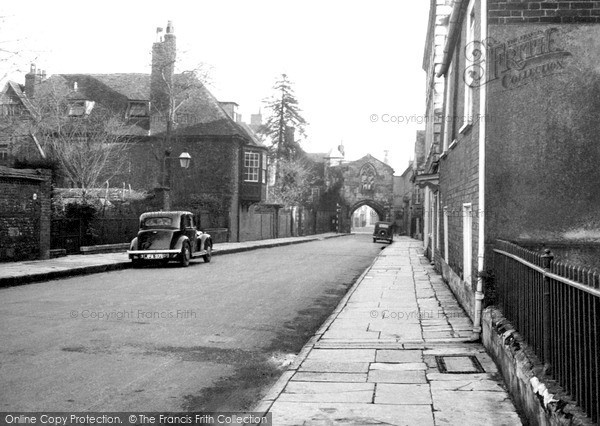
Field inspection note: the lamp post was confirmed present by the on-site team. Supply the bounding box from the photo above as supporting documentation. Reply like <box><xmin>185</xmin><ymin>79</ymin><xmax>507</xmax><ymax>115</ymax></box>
<box><xmin>162</xmin><ymin>149</ymin><xmax>191</xmax><ymax>210</ymax></box>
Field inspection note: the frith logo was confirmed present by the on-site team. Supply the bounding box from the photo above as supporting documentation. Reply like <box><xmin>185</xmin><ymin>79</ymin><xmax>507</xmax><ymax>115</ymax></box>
<box><xmin>465</xmin><ymin>28</ymin><xmax>572</xmax><ymax>90</ymax></box>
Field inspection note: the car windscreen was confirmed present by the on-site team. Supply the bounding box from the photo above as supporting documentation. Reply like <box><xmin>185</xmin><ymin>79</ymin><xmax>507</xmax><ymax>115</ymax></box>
<box><xmin>378</xmin><ymin>224</ymin><xmax>390</xmax><ymax>229</ymax></box>
<box><xmin>141</xmin><ymin>217</ymin><xmax>176</xmax><ymax>229</ymax></box>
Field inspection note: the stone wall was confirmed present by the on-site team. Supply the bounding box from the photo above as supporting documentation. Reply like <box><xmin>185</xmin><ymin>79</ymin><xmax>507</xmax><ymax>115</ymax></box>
<box><xmin>0</xmin><ymin>168</ymin><xmax>51</xmax><ymax>261</ymax></box>
<box><xmin>482</xmin><ymin>307</ymin><xmax>593</xmax><ymax>425</ymax></box>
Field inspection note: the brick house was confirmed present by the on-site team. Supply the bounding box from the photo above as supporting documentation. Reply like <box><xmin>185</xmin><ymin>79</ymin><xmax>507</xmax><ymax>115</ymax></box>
<box><xmin>0</xmin><ymin>22</ymin><xmax>268</xmax><ymax>242</ymax></box>
<box><xmin>418</xmin><ymin>0</ymin><xmax>600</xmax><ymax>326</ymax></box>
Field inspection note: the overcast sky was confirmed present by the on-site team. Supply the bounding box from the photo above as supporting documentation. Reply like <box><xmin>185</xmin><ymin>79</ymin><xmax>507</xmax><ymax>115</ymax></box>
<box><xmin>1</xmin><ymin>0</ymin><xmax>430</xmax><ymax>174</ymax></box>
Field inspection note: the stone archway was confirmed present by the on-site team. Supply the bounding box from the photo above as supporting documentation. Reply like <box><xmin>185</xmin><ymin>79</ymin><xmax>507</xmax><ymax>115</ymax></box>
<box><xmin>349</xmin><ymin>199</ymin><xmax>387</xmax><ymax>223</ymax></box>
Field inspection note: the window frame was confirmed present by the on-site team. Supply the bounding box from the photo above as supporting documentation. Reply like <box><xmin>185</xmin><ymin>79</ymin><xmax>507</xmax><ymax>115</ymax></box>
<box><xmin>243</xmin><ymin>151</ymin><xmax>261</xmax><ymax>183</ymax></box>
<box><xmin>127</xmin><ymin>101</ymin><xmax>149</xmax><ymax>118</ymax></box>
<box><xmin>0</xmin><ymin>143</ymin><xmax>9</xmax><ymax>160</ymax></box>
<box><xmin>461</xmin><ymin>0</ymin><xmax>476</xmax><ymax>132</ymax></box>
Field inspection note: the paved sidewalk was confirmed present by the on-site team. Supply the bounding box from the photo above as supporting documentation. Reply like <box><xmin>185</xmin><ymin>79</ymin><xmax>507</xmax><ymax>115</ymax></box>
<box><xmin>258</xmin><ymin>237</ymin><xmax>522</xmax><ymax>425</ymax></box>
<box><xmin>0</xmin><ymin>233</ymin><xmax>343</xmax><ymax>287</ymax></box>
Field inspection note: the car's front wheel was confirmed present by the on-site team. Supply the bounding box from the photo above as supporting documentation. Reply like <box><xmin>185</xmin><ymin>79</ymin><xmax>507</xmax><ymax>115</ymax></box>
<box><xmin>203</xmin><ymin>242</ymin><xmax>212</xmax><ymax>263</ymax></box>
<box><xmin>180</xmin><ymin>242</ymin><xmax>191</xmax><ymax>267</ymax></box>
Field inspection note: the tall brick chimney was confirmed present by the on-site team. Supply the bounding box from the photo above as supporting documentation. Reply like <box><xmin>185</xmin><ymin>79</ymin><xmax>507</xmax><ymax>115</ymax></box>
<box><xmin>25</xmin><ymin>64</ymin><xmax>43</xmax><ymax>99</ymax></box>
<box><xmin>151</xmin><ymin>21</ymin><xmax>176</xmax><ymax>128</ymax></box>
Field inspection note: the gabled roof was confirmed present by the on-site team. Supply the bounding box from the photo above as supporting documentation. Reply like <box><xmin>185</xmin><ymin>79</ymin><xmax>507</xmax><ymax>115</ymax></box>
<box><xmin>351</xmin><ymin>154</ymin><xmax>395</xmax><ymax>173</ymax></box>
<box><xmin>3</xmin><ymin>81</ymin><xmax>36</xmax><ymax>117</ymax></box>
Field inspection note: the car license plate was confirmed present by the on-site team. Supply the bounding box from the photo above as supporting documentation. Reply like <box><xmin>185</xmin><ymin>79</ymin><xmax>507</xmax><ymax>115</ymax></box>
<box><xmin>143</xmin><ymin>254</ymin><xmax>167</xmax><ymax>259</ymax></box>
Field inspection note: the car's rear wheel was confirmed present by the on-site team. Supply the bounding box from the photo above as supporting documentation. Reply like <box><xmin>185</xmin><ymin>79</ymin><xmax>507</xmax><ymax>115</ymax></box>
<box><xmin>180</xmin><ymin>242</ymin><xmax>191</xmax><ymax>267</ymax></box>
<box><xmin>203</xmin><ymin>242</ymin><xmax>212</xmax><ymax>263</ymax></box>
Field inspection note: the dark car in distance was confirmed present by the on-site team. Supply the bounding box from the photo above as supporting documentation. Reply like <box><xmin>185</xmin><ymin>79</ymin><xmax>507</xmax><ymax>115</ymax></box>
<box><xmin>127</xmin><ymin>211</ymin><xmax>212</xmax><ymax>267</ymax></box>
<box><xmin>373</xmin><ymin>221</ymin><xmax>394</xmax><ymax>244</ymax></box>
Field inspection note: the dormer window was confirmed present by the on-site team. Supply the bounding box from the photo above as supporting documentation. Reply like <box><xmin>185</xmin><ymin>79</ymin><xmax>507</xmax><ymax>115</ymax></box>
<box><xmin>69</xmin><ymin>100</ymin><xmax>94</xmax><ymax>117</ymax></box>
<box><xmin>127</xmin><ymin>101</ymin><xmax>149</xmax><ymax>118</ymax></box>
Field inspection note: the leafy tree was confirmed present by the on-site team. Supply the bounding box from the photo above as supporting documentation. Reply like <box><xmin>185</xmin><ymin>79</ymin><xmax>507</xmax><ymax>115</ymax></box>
<box><xmin>261</xmin><ymin>73</ymin><xmax>307</xmax><ymax>162</ymax></box>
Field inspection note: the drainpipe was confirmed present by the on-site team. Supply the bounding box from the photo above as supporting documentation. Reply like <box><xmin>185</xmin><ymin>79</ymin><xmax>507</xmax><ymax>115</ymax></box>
<box><xmin>472</xmin><ymin>0</ymin><xmax>488</xmax><ymax>340</ymax></box>
<box><xmin>437</xmin><ymin>0</ymin><xmax>466</xmax><ymax>78</ymax></box>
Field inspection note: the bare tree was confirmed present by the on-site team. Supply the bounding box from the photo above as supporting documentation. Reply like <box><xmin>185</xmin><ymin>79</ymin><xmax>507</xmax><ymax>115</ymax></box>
<box><xmin>25</xmin><ymin>77</ymin><xmax>133</xmax><ymax>190</ymax></box>
<box><xmin>268</xmin><ymin>157</ymin><xmax>315</xmax><ymax>206</ymax></box>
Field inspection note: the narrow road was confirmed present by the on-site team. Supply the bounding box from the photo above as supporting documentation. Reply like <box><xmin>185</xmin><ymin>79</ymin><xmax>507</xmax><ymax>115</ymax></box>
<box><xmin>0</xmin><ymin>234</ymin><xmax>384</xmax><ymax>411</ymax></box>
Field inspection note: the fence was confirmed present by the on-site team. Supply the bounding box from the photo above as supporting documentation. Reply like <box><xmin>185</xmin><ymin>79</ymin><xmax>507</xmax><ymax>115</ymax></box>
<box><xmin>51</xmin><ymin>216</ymin><xmax>139</xmax><ymax>253</ymax></box>
<box><xmin>493</xmin><ymin>240</ymin><xmax>600</xmax><ymax>422</ymax></box>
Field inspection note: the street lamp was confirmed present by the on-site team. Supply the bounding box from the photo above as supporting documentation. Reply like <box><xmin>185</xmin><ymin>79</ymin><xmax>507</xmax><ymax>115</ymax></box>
<box><xmin>162</xmin><ymin>149</ymin><xmax>192</xmax><ymax>210</ymax></box>
<box><xmin>178</xmin><ymin>152</ymin><xmax>191</xmax><ymax>169</ymax></box>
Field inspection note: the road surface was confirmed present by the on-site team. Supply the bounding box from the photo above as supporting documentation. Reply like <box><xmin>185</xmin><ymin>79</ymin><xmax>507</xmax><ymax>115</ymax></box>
<box><xmin>0</xmin><ymin>234</ymin><xmax>385</xmax><ymax>411</ymax></box>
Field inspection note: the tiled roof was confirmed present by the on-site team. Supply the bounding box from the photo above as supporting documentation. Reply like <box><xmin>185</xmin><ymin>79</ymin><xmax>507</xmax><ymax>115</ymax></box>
<box><xmin>56</xmin><ymin>73</ymin><xmax>252</xmax><ymax>140</ymax></box>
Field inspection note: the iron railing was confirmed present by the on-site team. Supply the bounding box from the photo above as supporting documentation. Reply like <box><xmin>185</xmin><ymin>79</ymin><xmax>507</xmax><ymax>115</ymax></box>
<box><xmin>494</xmin><ymin>240</ymin><xmax>600</xmax><ymax>423</ymax></box>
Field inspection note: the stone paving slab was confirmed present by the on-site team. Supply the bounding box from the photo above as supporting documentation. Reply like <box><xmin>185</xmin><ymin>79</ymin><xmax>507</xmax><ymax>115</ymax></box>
<box><xmin>291</xmin><ymin>372</ymin><xmax>368</xmax><ymax>383</ymax></box>
<box><xmin>304</xmin><ymin>349</ymin><xmax>376</xmax><ymax>362</ymax></box>
<box><xmin>269</xmin><ymin>402</ymin><xmax>435</xmax><ymax>426</ymax></box>
<box><xmin>375</xmin><ymin>383</ymin><xmax>432</xmax><ymax>405</ymax></box>
<box><xmin>376</xmin><ymin>349</ymin><xmax>423</xmax><ymax>363</ymax></box>
<box><xmin>298</xmin><ymin>360</ymin><xmax>370</xmax><ymax>373</ymax></box>
<box><xmin>277</xmin><ymin>382</ymin><xmax>374</xmax><ymax>403</ymax></box>
<box><xmin>370</xmin><ymin>362</ymin><xmax>427</xmax><ymax>371</ymax></box>
<box><xmin>367</xmin><ymin>369</ymin><xmax>427</xmax><ymax>384</ymax></box>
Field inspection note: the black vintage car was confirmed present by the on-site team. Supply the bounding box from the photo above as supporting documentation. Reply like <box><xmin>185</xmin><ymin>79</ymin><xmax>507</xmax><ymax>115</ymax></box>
<box><xmin>373</xmin><ymin>221</ymin><xmax>394</xmax><ymax>244</ymax></box>
<box><xmin>127</xmin><ymin>211</ymin><xmax>212</xmax><ymax>267</ymax></box>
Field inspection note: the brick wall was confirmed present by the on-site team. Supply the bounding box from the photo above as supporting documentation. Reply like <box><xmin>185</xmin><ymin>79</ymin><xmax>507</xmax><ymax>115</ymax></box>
<box><xmin>0</xmin><ymin>168</ymin><xmax>51</xmax><ymax>261</ymax></box>
<box><xmin>488</xmin><ymin>0</ymin><xmax>600</xmax><ymax>24</ymax></box>
<box><xmin>124</xmin><ymin>136</ymin><xmax>240</xmax><ymax>233</ymax></box>
<box><xmin>437</xmin><ymin>0</ymin><xmax>482</xmax><ymax>314</ymax></box>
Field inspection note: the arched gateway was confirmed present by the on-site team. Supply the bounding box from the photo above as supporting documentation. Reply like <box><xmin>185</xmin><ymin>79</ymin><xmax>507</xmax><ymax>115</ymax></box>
<box><xmin>326</xmin><ymin>154</ymin><xmax>394</xmax><ymax>233</ymax></box>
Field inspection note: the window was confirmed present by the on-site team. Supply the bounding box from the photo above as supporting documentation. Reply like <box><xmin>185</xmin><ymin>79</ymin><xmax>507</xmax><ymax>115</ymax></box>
<box><xmin>0</xmin><ymin>143</ymin><xmax>8</xmax><ymax>160</ymax></box>
<box><xmin>127</xmin><ymin>101</ymin><xmax>149</xmax><ymax>118</ymax></box>
<box><xmin>69</xmin><ymin>100</ymin><xmax>94</xmax><ymax>117</ymax></box>
<box><xmin>443</xmin><ymin>206</ymin><xmax>449</xmax><ymax>261</ymax></box>
<box><xmin>462</xmin><ymin>1</ymin><xmax>476</xmax><ymax>129</ymax></box>
<box><xmin>311</xmin><ymin>187</ymin><xmax>320</xmax><ymax>203</ymax></box>
<box><xmin>142</xmin><ymin>217</ymin><xmax>173</xmax><ymax>228</ymax></box>
<box><xmin>415</xmin><ymin>188</ymin><xmax>422</xmax><ymax>204</ymax></box>
<box><xmin>462</xmin><ymin>203</ymin><xmax>473</xmax><ymax>284</ymax></box>
<box><xmin>442</xmin><ymin>62</ymin><xmax>453</xmax><ymax>153</ymax></box>
<box><xmin>262</xmin><ymin>153</ymin><xmax>267</xmax><ymax>184</ymax></box>
<box><xmin>435</xmin><ymin>193</ymin><xmax>440</xmax><ymax>251</ymax></box>
<box><xmin>1</xmin><ymin>104</ymin><xmax>20</xmax><ymax>116</ymax></box>
<box><xmin>244</xmin><ymin>151</ymin><xmax>260</xmax><ymax>182</ymax></box>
